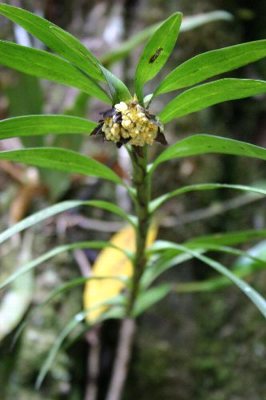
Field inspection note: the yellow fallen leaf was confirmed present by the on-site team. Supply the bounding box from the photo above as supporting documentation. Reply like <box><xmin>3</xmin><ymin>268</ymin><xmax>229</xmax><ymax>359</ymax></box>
<box><xmin>83</xmin><ymin>223</ymin><xmax>157</xmax><ymax>323</ymax></box>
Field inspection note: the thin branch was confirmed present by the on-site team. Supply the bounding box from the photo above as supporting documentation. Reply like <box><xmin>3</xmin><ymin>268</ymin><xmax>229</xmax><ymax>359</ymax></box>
<box><xmin>105</xmin><ymin>318</ymin><xmax>136</xmax><ymax>400</ymax></box>
<box><xmin>106</xmin><ymin>147</ymin><xmax>150</xmax><ymax>400</ymax></box>
<box><xmin>74</xmin><ymin>216</ymin><xmax>124</xmax><ymax>232</ymax></box>
<box><xmin>74</xmin><ymin>249</ymin><xmax>92</xmax><ymax>277</ymax></box>
<box><xmin>126</xmin><ymin>146</ymin><xmax>151</xmax><ymax>314</ymax></box>
<box><xmin>85</xmin><ymin>328</ymin><xmax>101</xmax><ymax>400</ymax></box>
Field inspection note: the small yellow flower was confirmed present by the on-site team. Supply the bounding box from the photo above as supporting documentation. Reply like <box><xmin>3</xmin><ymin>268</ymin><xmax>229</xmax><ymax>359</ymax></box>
<box><xmin>92</xmin><ymin>98</ymin><xmax>166</xmax><ymax>147</ymax></box>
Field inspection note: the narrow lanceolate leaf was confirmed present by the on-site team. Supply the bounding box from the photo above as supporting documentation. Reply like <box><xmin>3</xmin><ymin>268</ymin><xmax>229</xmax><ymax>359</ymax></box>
<box><xmin>151</xmin><ymin>134</ymin><xmax>266</xmax><ymax>171</ymax></box>
<box><xmin>0</xmin><ymin>200</ymin><xmax>132</xmax><ymax>245</ymax></box>
<box><xmin>0</xmin><ymin>41</ymin><xmax>111</xmax><ymax>103</ymax></box>
<box><xmin>0</xmin><ymin>3</ymin><xmax>104</xmax><ymax>81</ymax></box>
<box><xmin>155</xmin><ymin>40</ymin><xmax>266</xmax><ymax>95</ymax></box>
<box><xmin>187</xmin><ymin>248</ymin><xmax>266</xmax><ymax>318</ymax></box>
<box><xmin>84</xmin><ymin>200</ymin><xmax>136</xmax><ymax>226</ymax></box>
<box><xmin>142</xmin><ymin>231</ymin><xmax>266</xmax><ymax>289</ymax></box>
<box><xmin>0</xmin><ymin>115</ymin><xmax>97</xmax><ymax>140</ymax></box>
<box><xmin>0</xmin><ymin>201</ymin><xmax>82</xmax><ymax>245</ymax></box>
<box><xmin>100</xmin><ymin>66</ymin><xmax>132</xmax><ymax>103</ymax></box>
<box><xmin>150</xmin><ymin>183</ymin><xmax>266</xmax><ymax>212</ymax></box>
<box><xmin>186</xmin><ymin>229</ymin><xmax>266</xmax><ymax>248</ymax></box>
<box><xmin>159</xmin><ymin>79</ymin><xmax>266</xmax><ymax>123</ymax></box>
<box><xmin>0</xmin><ymin>147</ymin><xmax>121</xmax><ymax>183</ymax></box>
<box><xmin>156</xmin><ymin>242</ymin><xmax>266</xmax><ymax>318</ymax></box>
<box><xmin>49</xmin><ymin>25</ymin><xmax>104</xmax><ymax>81</ymax></box>
<box><xmin>134</xmin><ymin>12</ymin><xmax>182</xmax><ymax>102</ymax></box>
<box><xmin>144</xmin><ymin>244</ymin><xmax>263</xmax><ymax>290</ymax></box>
<box><xmin>175</xmin><ymin>239</ymin><xmax>266</xmax><ymax>292</ymax></box>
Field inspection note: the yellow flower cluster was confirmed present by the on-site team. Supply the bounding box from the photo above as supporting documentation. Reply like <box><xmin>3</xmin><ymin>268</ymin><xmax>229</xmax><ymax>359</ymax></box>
<box><xmin>102</xmin><ymin>100</ymin><xmax>160</xmax><ymax>147</ymax></box>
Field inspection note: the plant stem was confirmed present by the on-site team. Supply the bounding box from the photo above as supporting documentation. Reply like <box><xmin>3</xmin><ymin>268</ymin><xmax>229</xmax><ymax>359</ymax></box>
<box><xmin>85</xmin><ymin>327</ymin><xmax>101</xmax><ymax>400</ymax></box>
<box><xmin>127</xmin><ymin>145</ymin><xmax>151</xmax><ymax>315</ymax></box>
<box><xmin>105</xmin><ymin>318</ymin><xmax>136</xmax><ymax>400</ymax></box>
<box><xmin>105</xmin><ymin>146</ymin><xmax>151</xmax><ymax>400</ymax></box>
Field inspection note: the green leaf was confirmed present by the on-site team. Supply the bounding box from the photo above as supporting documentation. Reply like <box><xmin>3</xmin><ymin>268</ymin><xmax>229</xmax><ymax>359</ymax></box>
<box><xmin>0</xmin><ymin>201</ymin><xmax>81</xmax><ymax>245</ymax></box>
<box><xmin>186</xmin><ymin>229</ymin><xmax>266</xmax><ymax>248</ymax></box>
<box><xmin>48</xmin><ymin>25</ymin><xmax>104</xmax><ymax>81</ymax></box>
<box><xmin>0</xmin><ymin>241</ymin><xmax>132</xmax><ymax>290</ymax></box>
<box><xmin>0</xmin><ymin>115</ymin><xmax>97</xmax><ymax>140</ymax></box>
<box><xmin>0</xmin><ymin>41</ymin><xmax>111</xmax><ymax>103</ymax></box>
<box><xmin>0</xmin><ymin>3</ymin><xmax>104</xmax><ymax>82</ymax></box>
<box><xmin>184</xmin><ymin>240</ymin><xmax>266</xmax><ymax>291</ymax></box>
<box><xmin>174</xmin><ymin>245</ymin><xmax>266</xmax><ymax>293</ymax></box>
<box><xmin>142</xmin><ymin>252</ymin><xmax>194</xmax><ymax>289</ymax></box>
<box><xmin>102</xmin><ymin>11</ymin><xmax>232</xmax><ymax>66</ymax></box>
<box><xmin>133</xmin><ymin>284</ymin><xmax>171</xmax><ymax>316</ymax></box>
<box><xmin>134</xmin><ymin>12</ymin><xmax>182</xmax><ymax>102</ymax></box>
<box><xmin>142</xmin><ymin>230</ymin><xmax>266</xmax><ymax>288</ymax></box>
<box><xmin>188</xmin><ymin>249</ymin><xmax>266</xmax><ymax>318</ymax></box>
<box><xmin>155</xmin><ymin>40</ymin><xmax>266</xmax><ymax>95</ymax></box>
<box><xmin>144</xmin><ymin>244</ymin><xmax>265</xmax><ymax>292</ymax></box>
<box><xmin>151</xmin><ymin>134</ymin><xmax>266</xmax><ymax>171</ymax></box>
<box><xmin>150</xmin><ymin>183</ymin><xmax>266</xmax><ymax>212</ymax></box>
<box><xmin>234</xmin><ymin>240</ymin><xmax>266</xmax><ymax>270</ymax></box>
<box><xmin>84</xmin><ymin>200</ymin><xmax>136</xmax><ymax>226</ymax></box>
<box><xmin>99</xmin><ymin>66</ymin><xmax>131</xmax><ymax>103</ymax></box>
<box><xmin>154</xmin><ymin>242</ymin><xmax>266</xmax><ymax>318</ymax></box>
<box><xmin>186</xmin><ymin>244</ymin><xmax>265</xmax><ymax>265</ymax></box>
<box><xmin>0</xmin><ymin>200</ymin><xmax>132</xmax><ymax>245</ymax></box>
<box><xmin>159</xmin><ymin>79</ymin><xmax>266</xmax><ymax>123</ymax></box>
<box><xmin>0</xmin><ymin>147</ymin><xmax>121</xmax><ymax>183</ymax></box>
<box><xmin>145</xmin><ymin>241</ymin><xmax>264</xmax><ymax>285</ymax></box>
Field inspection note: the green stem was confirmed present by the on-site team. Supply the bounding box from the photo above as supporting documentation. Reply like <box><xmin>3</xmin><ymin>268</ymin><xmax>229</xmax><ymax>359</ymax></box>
<box><xmin>126</xmin><ymin>146</ymin><xmax>151</xmax><ymax>315</ymax></box>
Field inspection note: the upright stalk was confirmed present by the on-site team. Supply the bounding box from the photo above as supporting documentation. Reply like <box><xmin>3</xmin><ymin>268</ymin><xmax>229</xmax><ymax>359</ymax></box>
<box><xmin>105</xmin><ymin>146</ymin><xmax>151</xmax><ymax>400</ymax></box>
<box><xmin>127</xmin><ymin>145</ymin><xmax>151</xmax><ymax>315</ymax></box>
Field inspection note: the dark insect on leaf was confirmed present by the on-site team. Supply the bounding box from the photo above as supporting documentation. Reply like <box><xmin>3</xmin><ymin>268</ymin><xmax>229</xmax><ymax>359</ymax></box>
<box><xmin>149</xmin><ymin>47</ymin><xmax>163</xmax><ymax>63</ymax></box>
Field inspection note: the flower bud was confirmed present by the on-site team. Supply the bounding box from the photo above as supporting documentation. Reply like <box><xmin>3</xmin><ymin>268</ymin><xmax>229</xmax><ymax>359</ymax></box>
<box><xmin>92</xmin><ymin>97</ymin><xmax>167</xmax><ymax>148</ymax></box>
